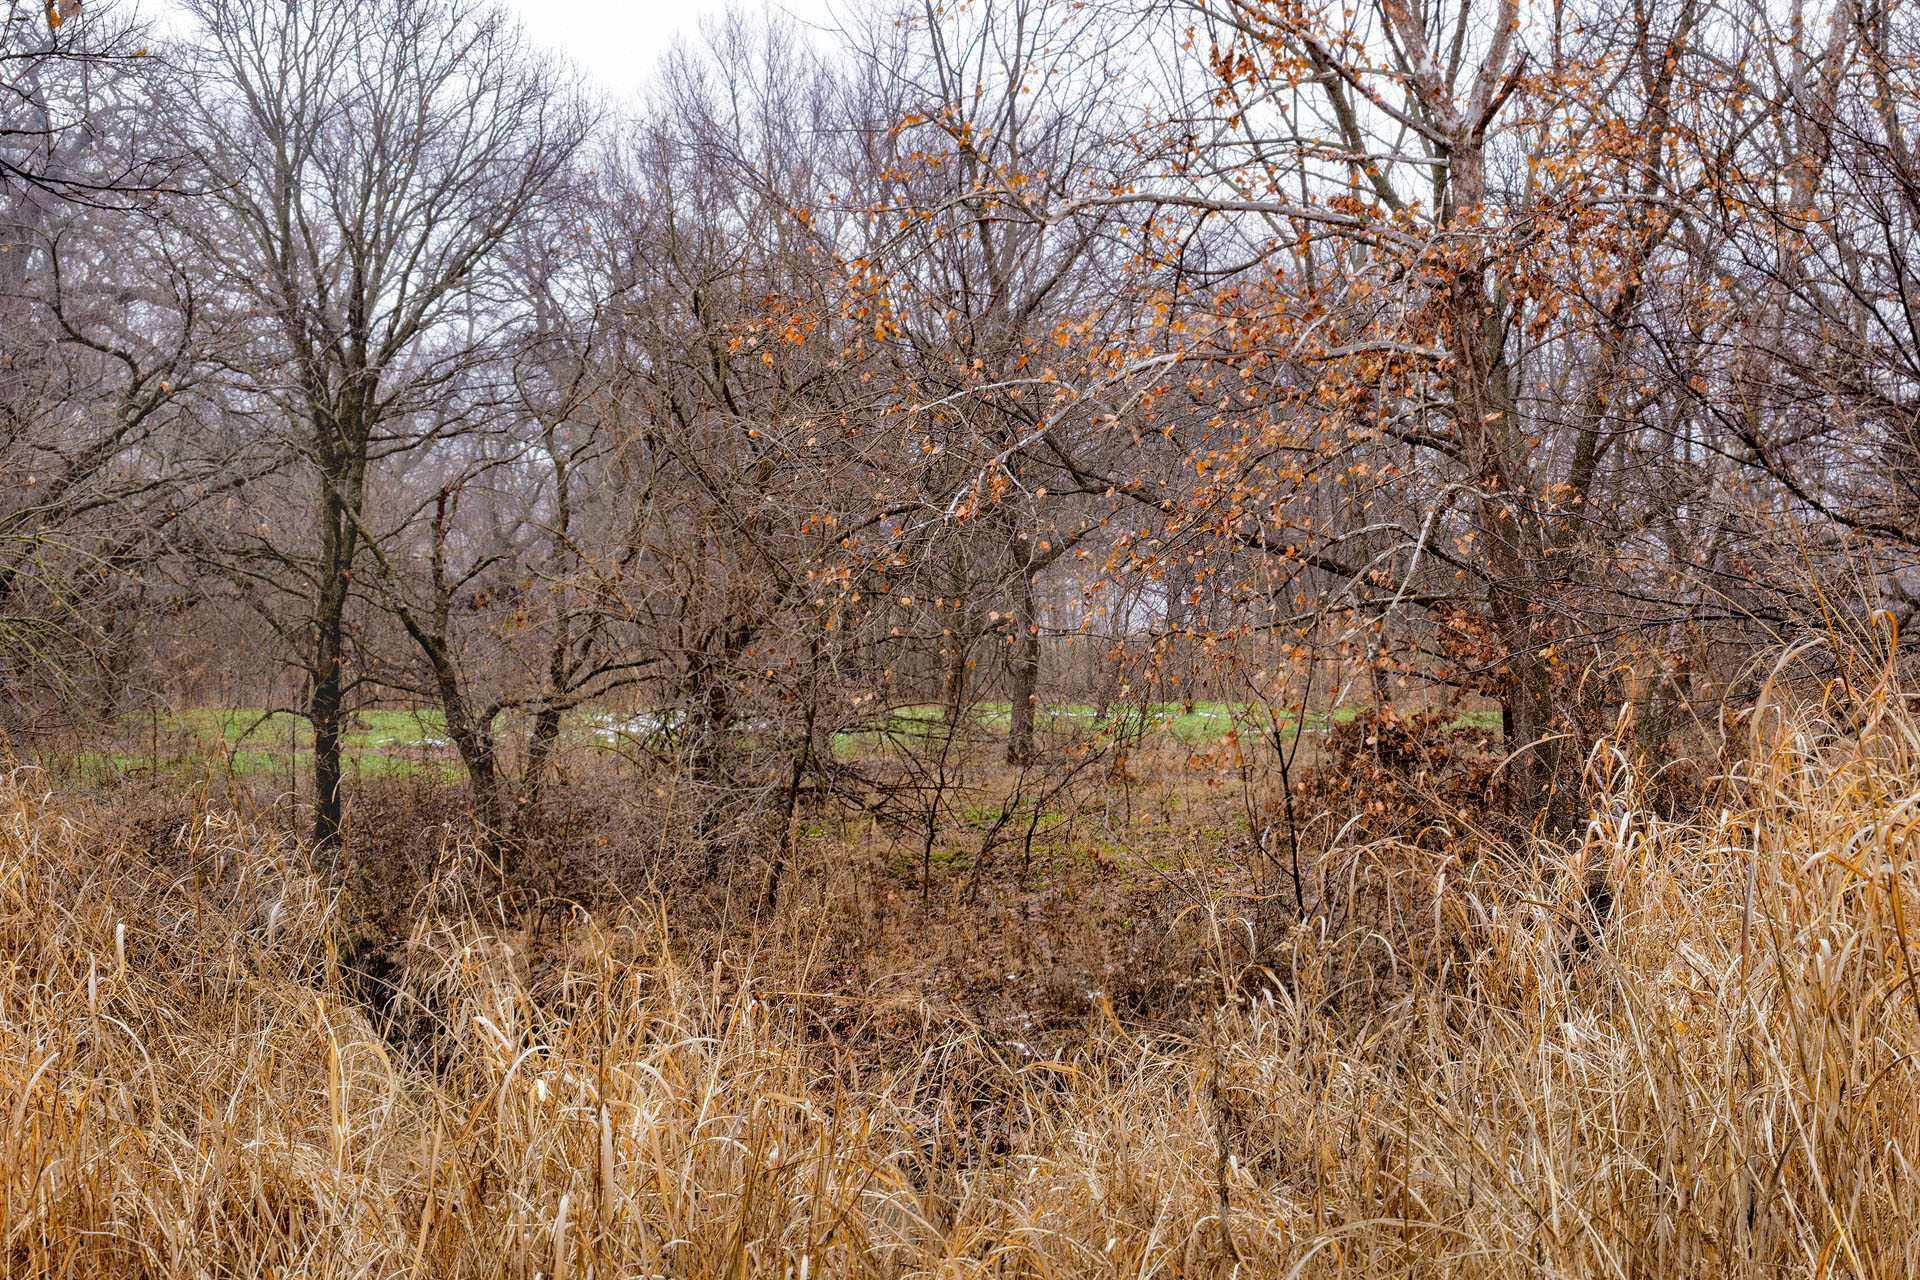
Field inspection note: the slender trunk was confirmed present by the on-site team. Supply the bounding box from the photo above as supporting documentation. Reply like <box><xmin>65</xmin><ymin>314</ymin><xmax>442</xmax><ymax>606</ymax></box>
<box><xmin>453</xmin><ymin>727</ymin><xmax>505</xmax><ymax>855</ymax></box>
<box><xmin>1006</xmin><ymin>555</ymin><xmax>1040</xmax><ymax>766</ymax></box>
<box><xmin>1505</xmin><ymin>659</ymin><xmax>1563</xmax><ymax>830</ymax></box>
<box><xmin>764</xmin><ymin>656</ymin><xmax>820</xmax><ymax>912</ymax></box>
<box><xmin>523</xmin><ymin>424</ymin><xmax>574</xmax><ymax>822</ymax></box>
<box><xmin>1442</xmin><ymin>128</ymin><xmax>1568</xmax><ymax>832</ymax></box>
<box><xmin>519</xmin><ymin>593</ymin><xmax>570</xmax><ymax>822</ymax></box>
<box><xmin>310</xmin><ymin>663</ymin><xmax>345</xmax><ymax>852</ymax></box>
<box><xmin>408</xmin><ymin>620</ymin><xmax>511</xmax><ymax>873</ymax></box>
<box><xmin>523</xmin><ymin>705</ymin><xmax>563</xmax><ymax>813</ymax></box>
<box><xmin>390</xmin><ymin>489</ymin><xmax>509</xmax><ymax>864</ymax></box>
<box><xmin>687</xmin><ymin>659</ymin><xmax>732</xmax><ymax>788</ymax></box>
<box><xmin>1489</xmin><ymin>583</ymin><xmax>1564</xmax><ymax>832</ymax></box>
<box><xmin>310</xmin><ymin>481</ymin><xmax>355</xmax><ymax>853</ymax></box>
<box><xmin>432</xmin><ymin>669</ymin><xmax>502</xmax><ymax>834</ymax></box>
<box><xmin>519</xmin><ymin>704</ymin><xmax>564</xmax><ymax>890</ymax></box>
<box><xmin>945</xmin><ymin>638</ymin><xmax>971</xmax><ymax>725</ymax></box>
<box><xmin>944</xmin><ymin>549</ymin><xmax>971</xmax><ymax>724</ymax></box>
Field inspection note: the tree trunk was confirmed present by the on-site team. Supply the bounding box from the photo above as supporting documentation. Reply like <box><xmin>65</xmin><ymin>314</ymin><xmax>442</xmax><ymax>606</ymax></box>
<box><xmin>438</xmin><ymin>683</ymin><xmax>503</xmax><ymax>840</ymax></box>
<box><xmin>944</xmin><ymin>547</ymin><xmax>970</xmax><ymax>724</ymax></box>
<box><xmin>523</xmin><ymin>425</ymin><xmax>574</xmax><ymax>825</ymax></box>
<box><xmin>309</xmin><ymin>481</ymin><xmax>355</xmax><ymax>853</ymax></box>
<box><xmin>519</xmin><ymin>583</ymin><xmax>570</xmax><ymax>823</ymax></box>
<box><xmin>410</xmin><ymin>614</ymin><xmax>508</xmax><ymax>863</ymax></box>
<box><xmin>1006</xmin><ymin>557</ymin><xmax>1039</xmax><ymax>766</ymax></box>
<box><xmin>687</xmin><ymin>659</ymin><xmax>732</xmax><ymax>788</ymax></box>
<box><xmin>1502</xmin><ymin>648</ymin><xmax>1565</xmax><ymax>833</ymax></box>
<box><xmin>310</xmin><ymin>665</ymin><xmax>345</xmax><ymax>853</ymax></box>
<box><xmin>523</xmin><ymin>704</ymin><xmax>563</xmax><ymax>814</ymax></box>
<box><xmin>945</xmin><ymin>637</ymin><xmax>971</xmax><ymax>725</ymax></box>
<box><xmin>1440</xmin><ymin>119</ymin><xmax>1568</xmax><ymax>834</ymax></box>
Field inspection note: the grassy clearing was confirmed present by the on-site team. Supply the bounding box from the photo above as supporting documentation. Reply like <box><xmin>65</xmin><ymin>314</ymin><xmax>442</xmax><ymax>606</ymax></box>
<box><xmin>835</xmin><ymin>698</ymin><xmax>1496</xmax><ymax>754</ymax></box>
<box><xmin>6</xmin><ymin>677</ymin><xmax>1920</xmax><ymax>1274</ymax></box>
<box><xmin>35</xmin><ymin>707</ymin><xmax>464</xmax><ymax>785</ymax></box>
<box><xmin>38</xmin><ymin>698</ymin><xmax>1478</xmax><ymax>784</ymax></box>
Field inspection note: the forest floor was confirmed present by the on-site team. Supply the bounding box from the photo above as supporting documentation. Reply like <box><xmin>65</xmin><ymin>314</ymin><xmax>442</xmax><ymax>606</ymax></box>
<box><xmin>13</xmin><ymin>693</ymin><xmax>1513</xmax><ymax>1067</ymax></box>
<box><xmin>97</xmin><ymin>728</ymin><xmax>1311</xmax><ymax>1054</ymax></box>
<box><xmin>8</xmin><ymin>687</ymin><xmax>1916</xmax><ymax>1276</ymax></box>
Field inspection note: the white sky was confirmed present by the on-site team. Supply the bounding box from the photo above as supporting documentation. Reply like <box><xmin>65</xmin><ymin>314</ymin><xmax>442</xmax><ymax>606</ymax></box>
<box><xmin>137</xmin><ymin>0</ymin><xmax>845</xmax><ymax>105</ymax></box>
<box><xmin>495</xmin><ymin>0</ymin><xmax>842</xmax><ymax>102</ymax></box>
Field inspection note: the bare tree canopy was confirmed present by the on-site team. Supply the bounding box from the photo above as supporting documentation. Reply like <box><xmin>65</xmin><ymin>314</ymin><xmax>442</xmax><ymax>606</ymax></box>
<box><xmin>3</xmin><ymin>0</ymin><xmax>1917</xmax><ymax>863</ymax></box>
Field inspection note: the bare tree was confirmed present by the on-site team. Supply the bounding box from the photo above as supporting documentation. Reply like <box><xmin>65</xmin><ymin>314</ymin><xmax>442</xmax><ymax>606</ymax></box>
<box><xmin>585</xmin><ymin>19</ymin><xmax>899</xmax><ymax>872</ymax></box>
<box><xmin>1</xmin><ymin>0</ymin><xmax>164</xmax><ymax>205</ymax></box>
<box><xmin>848</xmin><ymin>0</ymin><xmax>1150</xmax><ymax>765</ymax></box>
<box><xmin>176</xmin><ymin>0</ymin><xmax>589</xmax><ymax>850</ymax></box>
<box><xmin>0</xmin><ymin>7</ymin><xmax>202</xmax><ymax>723</ymax></box>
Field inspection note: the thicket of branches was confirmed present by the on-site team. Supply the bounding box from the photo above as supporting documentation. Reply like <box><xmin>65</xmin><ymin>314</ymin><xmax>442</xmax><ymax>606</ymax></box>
<box><xmin>2</xmin><ymin>0</ymin><xmax>1915</xmax><ymax>866</ymax></box>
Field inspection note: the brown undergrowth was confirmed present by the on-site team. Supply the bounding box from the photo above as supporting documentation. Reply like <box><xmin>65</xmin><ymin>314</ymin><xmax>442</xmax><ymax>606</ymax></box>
<box><xmin>8</xmin><ymin>671</ymin><xmax>1920</xmax><ymax>1275</ymax></box>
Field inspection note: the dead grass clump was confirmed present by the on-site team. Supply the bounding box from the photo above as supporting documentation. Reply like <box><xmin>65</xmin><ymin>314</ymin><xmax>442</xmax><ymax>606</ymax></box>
<box><xmin>10</xmin><ymin>672</ymin><xmax>1920</xmax><ymax>1275</ymax></box>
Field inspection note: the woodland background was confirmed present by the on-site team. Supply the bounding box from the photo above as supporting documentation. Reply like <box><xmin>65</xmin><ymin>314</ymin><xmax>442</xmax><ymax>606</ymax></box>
<box><xmin>10</xmin><ymin>0</ymin><xmax>1920</xmax><ymax>1274</ymax></box>
<box><xmin>9</xmin><ymin>0</ymin><xmax>1915</xmax><ymax>862</ymax></box>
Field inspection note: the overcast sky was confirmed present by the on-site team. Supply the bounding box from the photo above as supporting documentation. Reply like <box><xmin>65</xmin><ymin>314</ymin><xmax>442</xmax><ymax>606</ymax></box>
<box><xmin>139</xmin><ymin>0</ymin><xmax>843</xmax><ymax>104</ymax></box>
<box><xmin>495</xmin><ymin>0</ymin><xmax>841</xmax><ymax>102</ymax></box>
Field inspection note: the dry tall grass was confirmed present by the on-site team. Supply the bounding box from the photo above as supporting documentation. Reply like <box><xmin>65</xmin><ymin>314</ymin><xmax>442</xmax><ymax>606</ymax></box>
<box><xmin>8</xmin><ymin>670</ymin><xmax>1920</xmax><ymax>1276</ymax></box>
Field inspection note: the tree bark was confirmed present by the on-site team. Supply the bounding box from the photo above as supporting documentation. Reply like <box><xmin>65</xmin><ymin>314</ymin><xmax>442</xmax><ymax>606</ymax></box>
<box><xmin>1006</xmin><ymin>553</ymin><xmax>1040</xmax><ymax>767</ymax></box>
<box><xmin>310</xmin><ymin>665</ymin><xmax>346</xmax><ymax>852</ymax></box>
<box><xmin>943</xmin><ymin>546</ymin><xmax>970</xmax><ymax>724</ymax></box>
<box><xmin>309</xmin><ymin>462</ymin><xmax>360</xmax><ymax>853</ymax></box>
<box><xmin>523</xmin><ymin>704</ymin><xmax>563</xmax><ymax>814</ymax></box>
<box><xmin>1491</xmin><ymin>587</ymin><xmax>1566</xmax><ymax>833</ymax></box>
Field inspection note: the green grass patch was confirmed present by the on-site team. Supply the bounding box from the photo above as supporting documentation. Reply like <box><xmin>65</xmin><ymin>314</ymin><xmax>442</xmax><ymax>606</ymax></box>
<box><xmin>39</xmin><ymin>706</ymin><xmax>466</xmax><ymax>785</ymax></box>
<box><xmin>32</xmin><ymin>695</ymin><xmax>1504</xmax><ymax>784</ymax></box>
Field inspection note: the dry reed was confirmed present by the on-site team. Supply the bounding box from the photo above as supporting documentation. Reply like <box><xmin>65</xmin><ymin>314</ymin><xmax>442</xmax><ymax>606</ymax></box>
<box><xmin>6</xmin><ymin>671</ymin><xmax>1920</xmax><ymax>1276</ymax></box>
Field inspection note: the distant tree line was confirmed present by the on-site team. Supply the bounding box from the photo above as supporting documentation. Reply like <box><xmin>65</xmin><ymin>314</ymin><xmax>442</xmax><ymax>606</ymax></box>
<box><xmin>2</xmin><ymin>0</ymin><xmax>1916</xmax><ymax>863</ymax></box>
